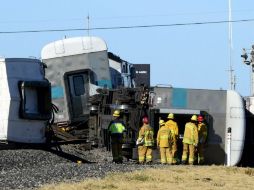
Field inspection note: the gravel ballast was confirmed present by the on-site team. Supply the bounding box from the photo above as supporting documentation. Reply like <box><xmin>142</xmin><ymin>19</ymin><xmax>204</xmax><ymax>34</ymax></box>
<box><xmin>0</xmin><ymin>145</ymin><xmax>161</xmax><ymax>189</ymax></box>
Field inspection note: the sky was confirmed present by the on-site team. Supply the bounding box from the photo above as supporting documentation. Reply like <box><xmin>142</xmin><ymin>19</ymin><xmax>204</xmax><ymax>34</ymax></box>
<box><xmin>0</xmin><ymin>0</ymin><xmax>253</xmax><ymax>96</ymax></box>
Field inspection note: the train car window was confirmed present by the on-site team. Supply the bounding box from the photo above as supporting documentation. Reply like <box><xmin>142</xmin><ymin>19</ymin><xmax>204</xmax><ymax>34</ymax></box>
<box><xmin>122</xmin><ymin>64</ymin><xmax>127</xmax><ymax>73</ymax></box>
<box><xmin>19</xmin><ymin>80</ymin><xmax>51</xmax><ymax>120</ymax></box>
<box><xmin>89</xmin><ymin>71</ymin><xmax>98</xmax><ymax>85</ymax></box>
<box><xmin>73</xmin><ymin>75</ymin><xmax>85</xmax><ymax>96</ymax></box>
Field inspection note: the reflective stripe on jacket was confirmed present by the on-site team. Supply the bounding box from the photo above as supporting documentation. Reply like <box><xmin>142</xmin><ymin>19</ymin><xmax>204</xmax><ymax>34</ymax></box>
<box><xmin>157</xmin><ymin>125</ymin><xmax>173</xmax><ymax>148</ymax></box>
<box><xmin>182</xmin><ymin>122</ymin><xmax>198</xmax><ymax>146</ymax></box>
<box><xmin>138</xmin><ymin>124</ymin><xmax>154</xmax><ymax>146</ymax></box>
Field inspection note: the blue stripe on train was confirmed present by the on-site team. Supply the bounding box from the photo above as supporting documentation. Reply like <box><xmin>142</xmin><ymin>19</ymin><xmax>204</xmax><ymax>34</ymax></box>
<box><xmin>52</xmin><ymin>86</ymin><xmax>64</xmax><ymax>99</ymax></box>
<box><xmin>97</xmin><ymin>80</ymin><xmax>112</xmax><ymax>89</ymax></box>
<box><xmin>172</xmin><ymin>88</ymin><xmax>187</xmax><ymax>108</ymax></box>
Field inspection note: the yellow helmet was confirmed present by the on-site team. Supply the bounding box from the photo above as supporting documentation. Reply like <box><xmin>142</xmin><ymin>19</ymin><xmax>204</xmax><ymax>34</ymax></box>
<box><xmin>159</xmin><ymin>119</ymin><xmax>165</xmax><ymax>126</ymax></box>
<box><xmin>167</xmin><ymin>113</ymin><xmax>174</xmax><ymax>119</ymax></box>
<box><xmin>191</xmin><ymin>115</ymin><xmax>197</xmax><ymax>121</ymax></box>
<box><xmin>113</xmin><ymin>110</ymin><xmax>120</xmax><ymax>117</ymax></box>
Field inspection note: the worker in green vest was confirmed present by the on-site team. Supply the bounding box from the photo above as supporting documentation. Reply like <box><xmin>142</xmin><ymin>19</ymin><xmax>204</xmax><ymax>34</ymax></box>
<box><xmin>108</xmin><ymin>110</ymin><xmax>126</xmax><ymax>163</ymax></box>
<box><xmin>137</xmin><ymin>116</ymin><xmax>154</xmax><ymax>164</ymax></box>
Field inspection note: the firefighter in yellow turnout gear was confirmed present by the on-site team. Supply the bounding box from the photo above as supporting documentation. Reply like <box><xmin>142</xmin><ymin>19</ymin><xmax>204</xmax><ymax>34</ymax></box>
<box><xmin>181</xmin><ymin>115</ymin><xmax>199</xmax><ymax>165</ymax></box>
<box><xmin>108</xmin><ymin>110</ymin><xmax>126</xmax><ymax>164</ymax></box>
<box><xmin>137</xmin><ymin>117</ymin><xmax>154</xmax><ymax>164</ymax></box>
<box><xmin>197</xmin><ymin>115</ymin><xmax>208</xmax><ymax>165</ymax></box>
<box><xmin>157</xmin><ymin>120</ymin><xmax>173</xmax><ymax>164</ymax></box>
<box><xmin>165</xmin><ymin>113</ymin><xmax>179</xmax><ymax>164</ymax></box>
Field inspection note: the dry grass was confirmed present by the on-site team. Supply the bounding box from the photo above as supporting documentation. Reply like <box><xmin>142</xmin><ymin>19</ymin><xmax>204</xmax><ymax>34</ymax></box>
<box><xmin>39</xmin><ymin>165</ymin><xmax>254</xmax><ymax>190</ymax></box>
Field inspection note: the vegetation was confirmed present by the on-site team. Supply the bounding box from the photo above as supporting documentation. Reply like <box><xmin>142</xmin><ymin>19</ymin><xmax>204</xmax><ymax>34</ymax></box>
<box><xmin>39</xmin><ymin>165</ymin><xmax>254</xmax><ymax>190</ymax></box>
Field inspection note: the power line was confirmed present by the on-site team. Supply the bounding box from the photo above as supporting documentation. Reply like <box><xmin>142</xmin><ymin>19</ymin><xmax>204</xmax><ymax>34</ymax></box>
<box><xmin>0</xmin><ymin>18</ymin><xmax>254</xmax><ymax>34</ymax></box>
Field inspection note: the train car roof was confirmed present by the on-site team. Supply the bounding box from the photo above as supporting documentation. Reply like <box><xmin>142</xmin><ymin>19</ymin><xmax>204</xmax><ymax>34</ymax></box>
<box><xmin>41</xmin><ymin>36</ymin><xmax>108</xmax><ymax>60</ymax></box>
<box><xmin>151</xmin><ymin>85</ymin><xmax>229</xmax><ymax>93</ymax></box>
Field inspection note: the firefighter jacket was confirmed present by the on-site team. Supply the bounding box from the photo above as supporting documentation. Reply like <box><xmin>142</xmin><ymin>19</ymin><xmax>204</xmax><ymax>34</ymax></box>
<box><xmin>198</xmin><ymin>122</ymin><xmax>207</xmax><ymax>144</ymax></box>
<box><xmin>165</xmin><ymin>119</ymin><xmax>179</xmax><ymax>139</ymax></box>
<box><xmin>138</xmin><ymin>124</ymin><xmax>154</xmax><ymax>146</ymax></box>
<box><xmin>157</xmin><ymin>125</ymin><xmax>173</xmax><ymax>148</ymax></box>
<box><xmin>182</xmin><ymin>122</ymin><xmax>198</xmax><ymax>146</ymax></box>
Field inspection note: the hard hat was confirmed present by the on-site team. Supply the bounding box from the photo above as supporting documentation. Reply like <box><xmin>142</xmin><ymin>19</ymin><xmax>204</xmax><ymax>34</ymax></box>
<box><xmin>113</xmin><ymin>110</ymin><xmax>120</xmax><ymax>117</ymax></box>
<box><xmin>167</xmin><ymin>113</ymin><xmax>174</xmax><ymax>119</ymax></box>
<box><xmin>198</xmin><ymin>115</ymin><xmax>204</xmax><ymax>122</ymax></box>
<box><xmin>142</xmin><ymin>117</ymin><xmax>149</xmax><ymax>124</ymax></box>
<box><xmin>159</xmin><ymin>119</ymin><xmax>165</xmax><ymax>126</ymax></box>
<box><xmin>191</xmin><ymin>115</ymin><xmax>197</xmax><ymax>121</ymax></box>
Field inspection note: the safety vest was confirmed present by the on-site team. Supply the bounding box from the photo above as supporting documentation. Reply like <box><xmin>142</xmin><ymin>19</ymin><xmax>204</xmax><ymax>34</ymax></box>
<box><xmin>109</xmin><ymin>121</ymin><xmax>125</xmax><ymax>134</ymax></box>
<box><xmin>198</xmin><ymin>122</ymin><xmax>207</xmax><ymax>143</ymax></box>
<box><xmin>182</xmin><ymin>122</ymin><xmax>198</xmax><ymax>146</ymax></box>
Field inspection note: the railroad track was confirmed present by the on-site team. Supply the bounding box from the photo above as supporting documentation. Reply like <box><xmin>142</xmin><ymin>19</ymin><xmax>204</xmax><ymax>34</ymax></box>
<box><xmin>0</xmin><ymin>146</ymin><xmax>161</xmax><ymax>190</ymax></box>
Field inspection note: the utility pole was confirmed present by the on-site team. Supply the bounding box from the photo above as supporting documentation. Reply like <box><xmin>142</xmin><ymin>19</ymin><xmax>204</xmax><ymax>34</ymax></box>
<box><xmin>228</xmin><ymin>0</ymin><xmax>236</xmax><ymax>90</ymax></box>
<box><xmin>241</xmin><ymin>46</ymin><xmax>254</xmax><ymax>96</ymax></box>
<box><xmin>87</xmin><ymin>14</ymin><xmax>90</xmax><ymax>36</ymax></box>
<box><xmin>251</xmin><ymin>46</ymin><xmax>254</xmax><ymax>96</ymax></box>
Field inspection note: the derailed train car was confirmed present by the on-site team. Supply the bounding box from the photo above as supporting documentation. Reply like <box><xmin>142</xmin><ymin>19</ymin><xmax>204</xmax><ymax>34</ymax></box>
<box><xmin>41</xmin><ymin>36</ymin><xmax>136</xmax><ymax>146</ymax></box>
<box><xmin>149</xmin><ymin>87</ymin><xmax>246</xmax><ymax>166</ymax></box>
<box><xmin>40</xmin><ymin>36</ymin><xmax>253</xmax><ymax>166</ymax></box>
<box><xmin>92</xmin><ymin>86</ymin><xmax>253</xmax><ymax>166</ymax></box>
<box><xmin>41</xmin><ymin>36</ymin><xmax>112</xmax><ymax>124</ymax></box>
<box><xmin>0</xmin><ymin>58</ymin><xmax>51</xmax><ymax>144</ymax></box>
<box><xmin>41</xmin><ymin>36</ymin><xmax>112</xmax><ymax>145</ymax></box>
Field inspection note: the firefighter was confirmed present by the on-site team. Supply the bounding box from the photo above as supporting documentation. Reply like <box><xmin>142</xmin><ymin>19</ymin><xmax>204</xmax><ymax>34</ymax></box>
<box><xmin>165</xmin><ymin>113</ymin><xmax>179</xmax><ymax>164</ymax></box>
<box><xmin>108</xmin><ymin>110</ymin><xmax>126</xmax><ymax>163</ymax></box>
<box><xmin>137</xmin><ymin>116</ymin><xmax>154</xmax><ymax>164</ymax></box>
<box><xmin>181</xmin><ymin>115</ymin><xmax>199</xmax><ymax>165</ymax></box>
<box><xmin>157</xmin><ymin>119</ymin><xmax>173</xmax><ymax>164</ymax></box>
<box><xmin>197</xmin><ymin>115</ymin><xmax>208</xmax><ymax>165</ymax></box>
